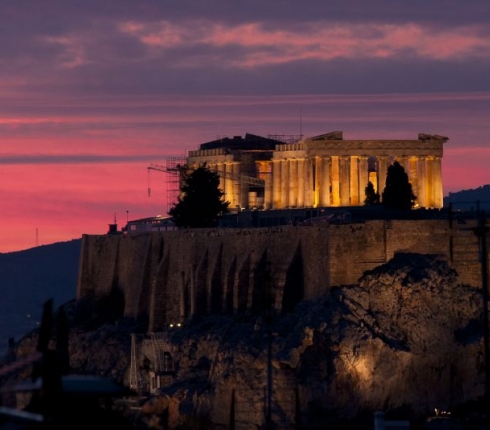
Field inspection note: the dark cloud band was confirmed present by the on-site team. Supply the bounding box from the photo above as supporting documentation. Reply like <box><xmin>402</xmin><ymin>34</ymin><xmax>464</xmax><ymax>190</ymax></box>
<box><xmin>0</xmin><ymin>154</ymin><xmax>165</xmax><ymax>165</ymax></box>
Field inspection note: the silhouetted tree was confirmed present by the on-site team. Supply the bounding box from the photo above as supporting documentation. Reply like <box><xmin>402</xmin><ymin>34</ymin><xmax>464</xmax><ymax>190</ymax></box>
<box><xmin>381</xmin><ymin>161</ymin><xmax>417</xmax><ymax>210</ymax></box>
<box><xmin>169</xmin><ymin>163</ymin><xmax>230</xmax><ymax>228</ymax></box>
<box><xmin>364</xmin><ymin>181</ymin><xmax>380</xmax><ymax>205</ymax></box>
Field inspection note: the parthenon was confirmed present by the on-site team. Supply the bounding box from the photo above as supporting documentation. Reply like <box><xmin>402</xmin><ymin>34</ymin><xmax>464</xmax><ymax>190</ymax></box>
<box><xmin>186</xmin><ymin>131</ymin><xmax>447</xmax><ymax>210</ymax></box>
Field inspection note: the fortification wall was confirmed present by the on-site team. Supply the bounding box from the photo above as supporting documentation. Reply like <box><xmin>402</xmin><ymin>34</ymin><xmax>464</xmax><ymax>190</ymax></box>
<box><xmin>76</xmin><ymin>219</ymin><xmax>484</xmax><ymax>332</ymax></box>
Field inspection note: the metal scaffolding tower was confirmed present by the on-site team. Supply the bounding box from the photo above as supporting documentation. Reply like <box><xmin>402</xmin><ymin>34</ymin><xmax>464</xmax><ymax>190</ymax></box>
<box><xmin>129</xmin><ymin>333</ymin><xmax>139</xmax><ymax>391</ymax></box>
<box><xmin>148</xmin><ymin>332</ymin><xmax>175</xmax><ymax>393</ymax></box>
<box><xmin>149</xmin><ymin>332</ymin><xmax>174</xmax><ymax>374</ymax></box>
<box><xmin>148</xmin><ymin>155</ymin><xmax>186</xmax><ymax>213</ymax></box>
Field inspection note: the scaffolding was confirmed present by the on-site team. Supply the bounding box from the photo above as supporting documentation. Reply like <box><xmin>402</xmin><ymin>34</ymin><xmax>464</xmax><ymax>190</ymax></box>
<box><xmin>128</xmin><ymin>332</ymin><xmax>176</xmax><ymax>395</ymax></box>
<box><xmin>148</xmin><ymin>332</ymin><xmax>175</xmax><ymax>393</ymax></box>
<box><xmin>164</xmin><ymin>155</ymin><xmax>186</xmax><ymax>211</ymax></box>
<box><xmin>149</xmin><ymin>157</ymin><xmax>265</xmax><ymax>205</ymax></box>
<box><xmin>147</xmin><ymin>155</ymin><xmax>186</xmax><ymax>213</ymax></box>
<box><xmin>267</xmin><ymin>134</ymin><xmax>302</xmax><ymax>144</ymax></box>
<box><xmin>149</xmin><ymin>332</ymin><xmax>172</xmax><ymax>372</ymax></box>
<box><xmin>129</xmin><ymin>333</ymin><xmax>140</xmax><ymax>392</ymax></box>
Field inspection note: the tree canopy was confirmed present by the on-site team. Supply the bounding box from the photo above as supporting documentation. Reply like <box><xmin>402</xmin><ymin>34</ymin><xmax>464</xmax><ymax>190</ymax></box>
<box><xmin>364</xmin><ymin>181</ymin><xmax>380</xmax><ymax>205</ymax></box>
<box><xmin>168</xmin><ymin>163</ymin><xmax>230</xmax><ymax>228</ymax></box>
<box><xmin>381</xmin><ymin>161</ymin><xmax>417</xmax><ymax>210</ymax></box>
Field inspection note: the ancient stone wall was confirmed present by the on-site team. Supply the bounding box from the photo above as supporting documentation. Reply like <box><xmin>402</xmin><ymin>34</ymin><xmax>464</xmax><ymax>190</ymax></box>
<box><xmin>76</xmin><ymin>219</ymin><xmax>484</xmax><ymax>332</ymax></box>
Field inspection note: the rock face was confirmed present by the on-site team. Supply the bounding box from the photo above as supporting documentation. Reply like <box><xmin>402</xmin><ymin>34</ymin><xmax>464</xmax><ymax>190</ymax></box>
<box><xmin>134</xmin><ymin>253</ymin><xmax>486</xmax><ymax>429</ymax></box>
<box><xmin>2</xmin><ymin>253</ymin><xmax>486</xmax><ymax>429</ymax></box>
<box><xmin>332</xmin><ymin>253</ymin><xmax>483</xmax><ymax>418</ymax></box>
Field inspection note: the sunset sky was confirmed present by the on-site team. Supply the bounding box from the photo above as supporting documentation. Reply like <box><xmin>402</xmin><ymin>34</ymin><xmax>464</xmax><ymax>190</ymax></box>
<box><xmin>1</xmin><ymin>0</ymin><xmax>490</xmax><ymax>253</ymax></box>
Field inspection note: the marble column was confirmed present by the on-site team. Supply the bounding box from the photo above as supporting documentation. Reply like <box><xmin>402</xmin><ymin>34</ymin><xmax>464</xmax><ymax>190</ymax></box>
<box><xmin>417</xmin><ymin>156</ymin><xmax>427</xmax><ymax>208</ymax></box>
<box><xmin>297</xmin><ymin>158</ymin><xmax>305</xmax><ymax>207</ymax></box>
<box><xmin>350</xmin><ymin>156</ymin><xmax>359</xmax><ymax>205</ymax></box>
<box><xmin>314</xmin><ymin>157</ymin><xmax>322</xmax><ymax>207</ymax></box>
<box><xmin>264</xmin><ymin>161</ymin><xmax>273</xmax><ymax>210</ymax></box>
<box><xmin>280</xmin><ymin>159</ymin><xmax>289</xmax><ymax>208</ymax></box>
<box><xmin>289</xmin><ymin>159</ymin><xmax>298</xmax><ymax>208</ymax></box>
<box><xmin>232</xmin><ymin>163</ymin><xmax>241</xmax><ymax>210</ymax></box>
<box><xmin>431</xmin><ymin>156</ymin><xmax>443</xmax><ymax>208</ymax></box>
<box><xmin>359</xmin><ymin>156</ymin><xmax>369</xmax><ymax>201</ymax></box>
<box><xmin>216</xmin><ymin>162</ymin><xmax>225</xmax><ymax>192</ymax></box>
<box><xmin>305</xmin><ymin>158</ymin><xmax>315</xmax><ymax>207</ymax></box>
<box><xmin>427</xmin><ymin>156</ymin><xmax>436</xmax><ymax>208</ymax></box>
<box><xmin>400</xmin><ymin>156</ymin><xmax>410</xmax><ymax>175</ymax></box>
<box><xmin>408</xmin><ymin>157</ymin><xmax>418</xmax><ymax>206</ymax></box>
<box><xmin>272</xmin><ymin>160</ymin><xmax>281</xmax><ymax>209</ymax></box>
<box><xmin>320</xmin><ymin>156</ymin><xmax>331</xmax><ymax>206</ymax></box>
<box><xmin>340</xmin><ymin>156</ymin><xmax>350</xmax><ymax>206</ymax></box>
<box><xmin>224</xmin><ymin>162</ymin><xmax>235</xmax><ymax>207</ymax></box>
<box><xmin>378</xmin><ymin>157</ymin><xmax>389</xmax><ymax>195</ymax></box>
<box><xmin>331</xmin><ymin>156</ymin><xmax>340</xmax><ymax>206</ymax></box>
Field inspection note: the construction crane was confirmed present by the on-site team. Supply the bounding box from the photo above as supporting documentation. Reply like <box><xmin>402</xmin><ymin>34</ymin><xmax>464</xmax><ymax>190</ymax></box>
<box><xmin>147</xmin><ymin>156</ymin><xmax>186</xmax><ymax>215</ymax></box>
<box><xmin>147</xmin><ymin>162</ymin><xmax>180</xmax><ymax>197</ymax></box>
<box><xmin>147</xmin><ymin>163</ymin><xmax>181</xmax><ymax>175</ymax></box>
<box><xmin>148</xmin><ymin>163</ymin><xmax>265</xmax><ymax>187</ymax></box>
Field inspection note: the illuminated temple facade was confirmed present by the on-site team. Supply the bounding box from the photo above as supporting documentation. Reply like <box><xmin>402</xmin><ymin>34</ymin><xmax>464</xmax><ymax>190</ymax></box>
<box><xmin>186</xmin><ymin>131</ymin><xmax>447</xmax><ymax>210</ymax></box>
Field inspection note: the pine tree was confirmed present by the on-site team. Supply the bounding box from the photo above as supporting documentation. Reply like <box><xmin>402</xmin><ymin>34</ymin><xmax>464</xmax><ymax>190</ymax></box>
<box><xmin>168</xmin><ymin>163</ymin><xmax>230</xmax><ymax>228</ymax></box>
<box><xmin>364</xmin><ymin>181</ymin><xmax>380</xmax><ymax>205</ymax></box>
<box><xmin>381</xmin><ymin>161</ymin><xmax>417</xmax><ymax>210</ymax></box>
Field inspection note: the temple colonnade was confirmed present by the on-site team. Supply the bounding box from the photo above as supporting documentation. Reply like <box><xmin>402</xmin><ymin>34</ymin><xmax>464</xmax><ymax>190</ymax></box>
<box><xmin>186</xmin><ymin>132</ymin><xmax>447</xmax><ymax>210</ymax></box>
<box><xmin>266</xmin><ymin>153</ymin><xmax>443</xmax><ymax>209</ymax></box>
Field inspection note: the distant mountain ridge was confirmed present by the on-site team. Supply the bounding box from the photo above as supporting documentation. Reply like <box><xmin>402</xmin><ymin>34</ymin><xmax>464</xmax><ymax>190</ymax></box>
<box><xmin>444</xmin><ymin>184</ymin><xmax>490</xmax><ymax>210</ymax></box>
<box><xmin>0</xmin><ymin>239</ymin><xmax>81</xmax><ymax>354</ymax></box>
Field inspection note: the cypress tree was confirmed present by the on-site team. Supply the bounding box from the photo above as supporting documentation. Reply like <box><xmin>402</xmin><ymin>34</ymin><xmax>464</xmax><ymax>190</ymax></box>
<box><xmin>169</xmin><ymin>163</ymin><xmax>230</xmax><ymax>228</ymax></box>
<box><xmin>364</xmin><ymin>181</ymin><xmax>380</xmax><ymax>205</ymax></box>
<box><xmin>381</xmin><ymin>161</ymin><xmax>417</xmax><ymax>210</ymax></box>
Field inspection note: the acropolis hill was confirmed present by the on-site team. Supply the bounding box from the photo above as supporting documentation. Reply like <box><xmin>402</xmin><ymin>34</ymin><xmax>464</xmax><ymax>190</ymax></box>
<box><xmin>76</xmin><ymin>130</ymin><xmax>476</xmax><ymax>332</ymax></box>
<box><xmin>70</xmin><ymin>214</ymin><xmax>490</xmax><ymax>428</ymax></box>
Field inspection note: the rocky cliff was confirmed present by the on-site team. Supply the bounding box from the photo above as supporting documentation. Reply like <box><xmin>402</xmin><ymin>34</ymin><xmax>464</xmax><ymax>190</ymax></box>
<box><xmin>2</xmin><ymin>252</ymin><xmax>486</xmax><ymax>429</ymax></box>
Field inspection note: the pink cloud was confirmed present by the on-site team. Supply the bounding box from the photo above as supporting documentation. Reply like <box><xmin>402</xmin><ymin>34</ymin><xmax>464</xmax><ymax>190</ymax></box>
<box><xmin>44</xmin><ymin>35</ymin><xmax>89</xmax><ymax>68</ymax></box>
<box><xmin>120</xmin><ymin>20</ymin><xmax>490</xmax><ymax>68</ymax></box>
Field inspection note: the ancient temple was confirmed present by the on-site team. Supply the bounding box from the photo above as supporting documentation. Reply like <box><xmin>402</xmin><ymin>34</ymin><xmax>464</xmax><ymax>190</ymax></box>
<box><xmin>186</xmin><ymin>131</ymin><xmax>447</xmax><ymax>210</ymax></box>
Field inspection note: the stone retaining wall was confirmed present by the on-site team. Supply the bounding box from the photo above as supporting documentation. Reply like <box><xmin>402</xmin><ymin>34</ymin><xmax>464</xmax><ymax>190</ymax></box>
<box><xmin>76</xmin><ymin>219</ymin><xmax>484</xmax><ymax>332</ymax></box>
